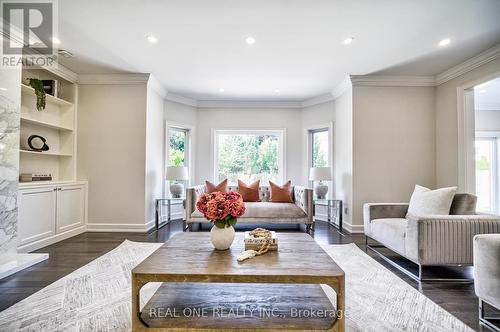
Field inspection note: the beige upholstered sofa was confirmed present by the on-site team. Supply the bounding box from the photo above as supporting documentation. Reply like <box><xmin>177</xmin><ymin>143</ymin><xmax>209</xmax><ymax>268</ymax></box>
<box><xmin>364</xmin><ymin>194</ymin><xmax>500</xmax><ymax>281</ymax></box>
<box><xmin>186</xmin><ymin>185</ymin><xmax>313</xmax><ymax>232</ymax></box>
<box><xmin>473</xmin><ymin>234</ymin><xmax>500</xmax><ymax>331</ymax></box>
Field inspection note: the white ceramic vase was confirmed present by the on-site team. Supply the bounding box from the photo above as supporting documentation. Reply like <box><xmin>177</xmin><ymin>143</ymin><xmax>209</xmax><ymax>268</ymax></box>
<box><xmin>210</xmin><ymin>225</ymin><xmax>235</xmax><ymax>250</ymax></box>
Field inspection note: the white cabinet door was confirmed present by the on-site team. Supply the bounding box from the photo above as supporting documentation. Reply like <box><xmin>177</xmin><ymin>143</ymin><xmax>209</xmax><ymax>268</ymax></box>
<box><xmin>18</xmin><ymin>187</ymin><xmax>57</xmax><ymax>246</ymax></box>
<box><xmin>56</xmin><ymin>185</ymin><xmax>85</xmax><ymax>233</ymax></box>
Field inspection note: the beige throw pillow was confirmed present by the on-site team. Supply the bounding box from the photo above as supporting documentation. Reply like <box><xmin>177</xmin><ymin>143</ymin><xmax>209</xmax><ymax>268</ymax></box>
<box><xmin>406</xmin><ymin>185</ymin><xmax>457</xmax><ymax>217</ymax></box>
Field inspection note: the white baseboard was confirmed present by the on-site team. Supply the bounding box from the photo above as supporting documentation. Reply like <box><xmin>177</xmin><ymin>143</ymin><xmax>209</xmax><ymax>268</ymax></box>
<box><xmin>0</xmin><ymin>253</ymin><xmax>49</xmax><ymax>279</ymax></box>
<box><xmin>145</xmin><ymin>219</ymin><xmax>155</xmax><ymax>232</ymax></box>
<box><xmin>86</xmin><ymin>220</ymin><xmax>155</xmax><ymax>233</ymax></box>
<box><xmin>342</xmin><ymin>222</ymin><xmax>364</xmax><ymax>234</ymax></box>
<box><xmin>17</xmin><ymin>226</ymin><xmax>86</xmax><ymax>253</ymax></box>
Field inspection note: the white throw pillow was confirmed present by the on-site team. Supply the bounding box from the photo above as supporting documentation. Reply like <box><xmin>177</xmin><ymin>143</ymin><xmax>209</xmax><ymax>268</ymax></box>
<box><xmin>406</xmin><ymin>185</ymin><xmax>457</xmax><ymax>217</ymax></box>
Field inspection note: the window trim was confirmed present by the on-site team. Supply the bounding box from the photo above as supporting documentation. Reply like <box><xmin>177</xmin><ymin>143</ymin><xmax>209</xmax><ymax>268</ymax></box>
<box><xmin>165</xmin><ymin>121</ymin><xmax>196</xmax><ymax>196</ymax></box>
<box><xmin>476</xmin><ymin>131</ymin><xmax>500</xmax><ymax>214</ymax></box>
<box><xmin>211</xmin><ymin>128</ymin><xmax>286</xmax><ymax>185</ymax></box>
<box><xmin>304</xmin><ymin>122</ymin><xmax>334</xmax><ymax>191</ymax></box>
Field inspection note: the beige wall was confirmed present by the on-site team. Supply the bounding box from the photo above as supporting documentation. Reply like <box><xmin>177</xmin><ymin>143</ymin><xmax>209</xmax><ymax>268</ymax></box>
<box><xmin>145</xmin><ymin>86</ymin><xmax>166</xmax><ymax>224</ymax></box>
<box><xmin>301</xmin><ymin>101</ymin><xmax>335</xmax><ymax>185</ymax></box>
<box><xmin>165</xmin><ymin>100</ymin><xmax>197</xmax><ymax>125</ymax></box>
<box><xmin>77</xmin><ymin>84</ymin><xmax>149</xmax><ymax>230</ymax></box>
<box><xmin>352</xmin><ymin>85</ymin><xmax>436</xmax><ymax>229</ymax></box>
<box><xmin>436</xmin><ymin>57</ymin><xmax>500</xmax><ymax>187</ymax></box>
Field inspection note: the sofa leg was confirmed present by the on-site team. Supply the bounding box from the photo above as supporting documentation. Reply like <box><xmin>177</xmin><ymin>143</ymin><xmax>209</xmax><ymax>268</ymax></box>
<box><xmin>188</xmin><ymin>223</ymin><xmax>193</xmax><ymax>232</ymax></box>
<box><xmin>305</xmin><ymin>224</ymin><xmax>311</xmax><ymax>234</ymax></box>
<box><xmin>366</xmin><ymin>242</ymin><xmax>473</xmax><ymax>283</ymax></box>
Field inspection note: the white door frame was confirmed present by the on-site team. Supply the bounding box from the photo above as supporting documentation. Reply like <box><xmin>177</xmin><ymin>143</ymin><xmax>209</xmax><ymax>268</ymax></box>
<box><xmin>457</xmin><ymin>70</ymin><xmax>500</xmax><ymax>192</ymax></box>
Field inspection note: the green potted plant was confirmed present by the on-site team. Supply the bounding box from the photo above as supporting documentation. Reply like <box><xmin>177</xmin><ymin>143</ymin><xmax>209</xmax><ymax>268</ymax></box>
<box><xmin>28</xmin><ymin>78</ymin><xmax>46</xmax><ymax>111</ymax></box>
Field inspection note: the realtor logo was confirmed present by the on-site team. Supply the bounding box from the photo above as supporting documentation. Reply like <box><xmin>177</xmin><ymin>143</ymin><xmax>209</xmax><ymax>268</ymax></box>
<box><xmin>1</xmin><ymin>0</ymin><xmax>57</xmax><ymax>68</ymax></box>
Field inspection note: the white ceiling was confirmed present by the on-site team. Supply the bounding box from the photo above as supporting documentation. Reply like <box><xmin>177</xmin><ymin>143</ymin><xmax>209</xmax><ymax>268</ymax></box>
<box><xmin>57</xmin><ymin>0</ymin><xmax>500</xmax><ymax>101</ymax></box>
<box><xmin>475</xmin><ymin>77</ymin><xmax>500</xmax><ymax>110</ymax></box>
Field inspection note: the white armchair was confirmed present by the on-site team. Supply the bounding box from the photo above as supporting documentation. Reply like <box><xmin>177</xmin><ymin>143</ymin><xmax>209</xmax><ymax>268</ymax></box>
<box><xmin>363</xmin><ymin>193</ymin><xmax>500</xmax><ymax>281</ymax></box>
<box><xmin>474</xmin><ymin>234</ymin><xmax>500</xmax><ymax>331</ymax></box>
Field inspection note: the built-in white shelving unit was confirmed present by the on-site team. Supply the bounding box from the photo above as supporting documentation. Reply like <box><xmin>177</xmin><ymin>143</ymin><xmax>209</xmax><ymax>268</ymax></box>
<box><xmin>19</xmin><ymin>68</ymin><xmax>77</xmax><ymax>183</ymax></box>
<box><xmin>18</xmin><ymin>66</ymin><xmax>87</xmax><ymax>253</ymax></box>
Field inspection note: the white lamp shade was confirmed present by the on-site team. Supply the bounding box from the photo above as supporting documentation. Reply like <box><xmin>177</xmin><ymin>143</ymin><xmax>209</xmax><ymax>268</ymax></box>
<box><xmin>166</xmin><ymin>166</ymin><xmax>189</xmax><ymax>180</ymax></box>
<box><xmin>309</xmin><ymin>167</ymin><xmax>332</xmax><ymax>181</ymax></box>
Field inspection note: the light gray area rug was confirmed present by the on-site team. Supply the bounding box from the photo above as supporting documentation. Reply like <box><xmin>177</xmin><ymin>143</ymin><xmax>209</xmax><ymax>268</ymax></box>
<box><xmin>0</xmin><ymin>240</ymin><xmax>473</xmax><ymax>332</ymax></box>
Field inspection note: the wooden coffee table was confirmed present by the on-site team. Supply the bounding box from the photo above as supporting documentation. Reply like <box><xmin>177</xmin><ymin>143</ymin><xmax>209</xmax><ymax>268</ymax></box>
<box><xmin>132</xmin><ymin>232</ymin><xmax>345</xmax><ymax>331</ymax></box>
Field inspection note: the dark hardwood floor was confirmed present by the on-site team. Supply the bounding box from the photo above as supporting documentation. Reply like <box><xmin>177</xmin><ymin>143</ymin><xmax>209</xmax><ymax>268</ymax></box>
<box><xmin>0</xmin><ymin>220</ymin><xmax>487</xmax><ymax>331</ymax></box>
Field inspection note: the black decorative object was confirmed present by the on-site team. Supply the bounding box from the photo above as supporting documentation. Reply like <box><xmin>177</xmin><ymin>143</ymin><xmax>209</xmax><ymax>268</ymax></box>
<box><xmin>42</xmin><ymin>79</ymin><xmax>60</xmax><ymax>97</ymax></box>
<box><xmin>28</xmin><ymin>135</ymin><xmax>49</xmax><ymax>152</ymax></box>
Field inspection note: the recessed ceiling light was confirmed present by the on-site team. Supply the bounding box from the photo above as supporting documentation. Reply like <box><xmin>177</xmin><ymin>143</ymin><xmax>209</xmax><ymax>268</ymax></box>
<box><xmin>274</xmin><ymin>89</ymin><xmax>280</xmax><ymax>93</ymax></box>
<box><xmin>343</xmin><ymin>37</ymin><xmax>354</xmax><ymax>45</ymax></box>
<box><xmin>245</xmin><ymin>35</ymin><xmax>256</xmax><ymax>45</ymax></box>
<box><xmin>0</xmin><ymin>87</ymin><xmax>7</xmax><ymax>91</ymax></box>
<box><xmin>147</xmin><ymin>35</ymin><xmax>158</xmax><ymax>44</ymax></box>
<box><xmin>219</xmin><ymin>88</ymin><xmax>225</xmax><ymax>92</ymax></box>
<box><xmin>51</xmin><ymin>37</ymin><xmax>61</xmax><ymax>45</ymax></box>
<box><xmin>438</xmin><ymin>38</ymin><xmax>451</xmax><ymax>47</ymax></box>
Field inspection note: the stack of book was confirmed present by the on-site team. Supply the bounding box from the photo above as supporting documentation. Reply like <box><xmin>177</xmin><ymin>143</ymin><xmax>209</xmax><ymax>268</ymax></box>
<box><xmin>244</xmin><ymin>231</ymin><xmax>278</xmax><ymax>251</ymax></box>
<box><xmin>19</xmin><ymin>173</ymin><xmax>52</xmax><ymax>182</ymax></box>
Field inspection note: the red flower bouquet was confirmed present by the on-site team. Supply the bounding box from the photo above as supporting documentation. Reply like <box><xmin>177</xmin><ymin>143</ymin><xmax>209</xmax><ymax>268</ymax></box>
<box><xmin>196</xmin><ymin>191</ymin><xmax>245</xmax><ymax>228</ymax></box>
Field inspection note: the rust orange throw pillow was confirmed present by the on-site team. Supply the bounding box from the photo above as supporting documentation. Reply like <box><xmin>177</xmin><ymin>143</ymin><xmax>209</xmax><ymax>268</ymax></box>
<box><xmin>237</xmin><ymin>180</ymin><xmax>260</xmax><ymax>202</ymax></box>
<box><xmin>205</xmin><ymin>179</ymin><xmax>227</xmax><ymax>193</ymax></box>
<box><xmin>269</xmin><ymin>180</ymin><xmax>293</xmax><ymax>203</ymax></box>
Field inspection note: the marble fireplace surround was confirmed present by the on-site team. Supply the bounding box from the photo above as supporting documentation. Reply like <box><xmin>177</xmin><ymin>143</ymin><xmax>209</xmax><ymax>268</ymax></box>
<box><xmin>0</xmin><ymin>65</ymin><xmax>48</xmax><ymax>280</ymax></box>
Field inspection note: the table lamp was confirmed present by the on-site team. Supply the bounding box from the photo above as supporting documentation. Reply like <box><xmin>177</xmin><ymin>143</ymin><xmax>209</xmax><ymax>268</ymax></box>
<box><xmin>309</xmin><ymin>166</ymin><xmax>332</xmax><ymax>199</ymax></box>
<box><xmin>166</xmin><ymin>166</ymin><xmax>189</xmax><ymax>198</ymax></box>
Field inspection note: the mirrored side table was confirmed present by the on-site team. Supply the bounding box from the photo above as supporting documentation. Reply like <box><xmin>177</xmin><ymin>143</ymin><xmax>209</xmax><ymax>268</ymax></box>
<box><xmin>155</xmin><ymin>197</ymin><xmax>185</xmax><ymax>230</ymax></box>
<box><xmin>313</xmin><ymin>198</ymin><xmax>343</xmax><ymax>232</ymax></box>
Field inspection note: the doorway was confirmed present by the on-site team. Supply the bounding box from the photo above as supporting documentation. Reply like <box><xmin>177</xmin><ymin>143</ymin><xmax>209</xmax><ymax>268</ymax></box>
<box><xmin>474</xmin><ymin>77</ymin><xmax>500</xmax><ymax>213</ymax></box>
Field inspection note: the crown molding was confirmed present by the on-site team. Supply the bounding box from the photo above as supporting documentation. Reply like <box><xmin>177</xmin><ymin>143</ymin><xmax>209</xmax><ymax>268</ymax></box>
<box><xmin>1</xmin><ymin>20</ymin><xmax>78</xmax><ymax>83</ymax></box>
<box><xmin>77</xmin><ymin>73</ymin><xmax>150</xmax><ymax>85</ymax></box>
<box><xmin>1</xmin><ymin>18</ymin><xmax>23</xmax><ymax>47</ymax></box>
<box><xmin>301</xmin><ymin>93</ymin><xmax>335</xmax><ymax>108</ymax></box>
<box><xmin>165</xmin><ymin>93</ymin><xmax>198</xmax><ymax>107</ymax></box>
<box><xmin>332</xmin><ymin>76</ymin><xmax>352</xmax><ymax>99</ymax></box>
<box><xmin>435</xmin><ymin>43</ymin><xmax>500</xmax><ymax>85</ymax></box>
<box><xmin>350</xmin><ymin>75</ymin><xmax>436</xmax><ymax>87</ymax></box>
<box><xmin>45</xmin><ymin>63</ymin><xmax>78</xmax><ymax>83</ymax></box>
<box><xmin>197</xmin><ymin>100</ymin><xmax>303</xmax><ymax>109</ymax></box>
<box><xmin>147</xmin><ymin>74</ymin><xmax>168</xmax><ymax>99</ymax></box>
